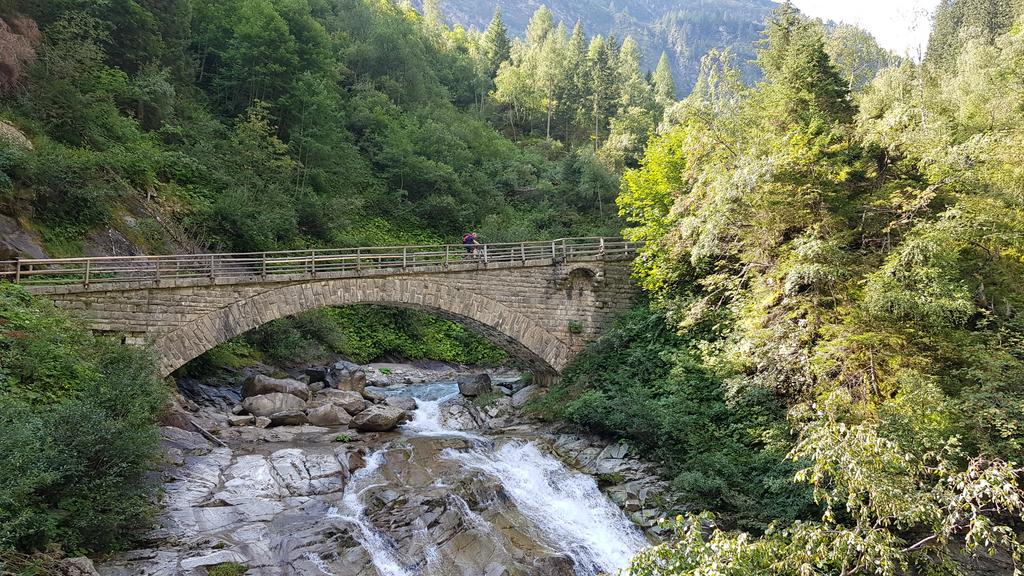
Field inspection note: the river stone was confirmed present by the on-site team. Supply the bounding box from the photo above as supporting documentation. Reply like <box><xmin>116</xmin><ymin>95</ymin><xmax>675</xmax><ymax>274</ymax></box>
<box><xmin>350</xmin><ymin>405</ymin><xmax>408</xmax><ymax>431</ymax></box>
<box><xmin>511</xmin><ymin>384</ymin><xmax>539</xmax><ymax>408</ymax></box>
<box><xmin>179</xmin><ymin>550</ymin><xmax>247</xmax><ymax>570</ymax></box>
<box><xmin>270</xmin><ymin>448</ymin><xmax>344</xmax><ymax>496</ymax></box>
<box><xmin>242</xmin><ymin>374</ymin><xmax>310</xmax><ymax>401</ymax></box>
<box><xmin>304</xmin><ymin>367</ymin><xmax>328</xmax><ymax>383</ymax></box>
<box><xmin>254</xmin><ymin>416</ymin><xmax>272</xmax><ymax>428</ymax></box>
<box><xmin>384</xmin><ymin>396</ymin><xmax>417</xmax><ymax>411</ymax></box>
<box><xmin>269</xmin><ymin>410</ymin><xmax>307</xmax><ymax>427</ymax></box>
<box><xmin>458</xmin><ymin>373</ymin><xmax>492</xmax><ymax>397</ymax></box>
<box><xmin>327</xmin><ymin>362</ymin><xmax>367</xmax><ymax>394</ymax></box>
<box><xmin>228</xmin><ymin>414</ymin><xmax>255</xmax><ymax>427</ymax></box>
<box><xmin>242</xmin><ymin>393</ymin><xmax>306</xmax><ymax>417</ymax></box>
<box><xmin>312</xmin><ymin>389</ymin><xmax>366</xmax><ymax>414</ymax></box>
<box><xmin>306</xmin><ymin>404</ymin><xmax>352</xmax><ymax>427</ymax></box>
<box><xmin>57</xmin><ymin>557</ymin><xmax>99</xmax><ymax>576</ymax></box>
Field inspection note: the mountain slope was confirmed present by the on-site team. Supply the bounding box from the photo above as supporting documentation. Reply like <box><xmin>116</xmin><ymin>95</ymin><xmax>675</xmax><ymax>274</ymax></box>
<box><xmin>419</xmin><ymin>0</ymin><xmax>778</xmax><ymax>94</ymax></box>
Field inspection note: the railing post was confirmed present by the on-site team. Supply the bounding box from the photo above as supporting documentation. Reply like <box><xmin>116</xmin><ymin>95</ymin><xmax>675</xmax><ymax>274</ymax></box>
<box><xmin>84</xmin><ymin>259</ymin><xmax>90</xmax><ymax>287</ymax></box>
<box><xmin>551</xmin><ymin>241</ymin><xmax>556</xmax><ymax>260</ymax></box>
<box><xmin>403</xmin><ymin>247</ymin><xmax>408</xmax><ymax>269</ymax></box>
<box><xmin>562</xmin><ymin>238</ymin><xmax>567</xmax><ymax>260</ymax></box>
<box><xmin>599</xmin><ymin>237</ymin><xmax>605</xmax><ymax>256</ymax></box>
<box><xmin>482</xmin><ymin>244</ymin><xmax>489</xmax><ymax>265</ymax></box>
<box><xmin>311</xmin><ymin>250</ymin><xmax>317</xmax><ymax>277</ymax></box>
<box><xmin>14</xmin><ymin>258</ymin><xmax>20</xmax><ymax>283</ymax></box>
<box><xmin>155</xmin><ymin>259</ymin><xmax>161</xmax><ymax>283</ymax></box>
<box><xmin>445</xmin><ymin>245</ymin><xmax>450</xmax><ymax>267</ymax></box>
<box><xmin>261</xmin><ymin>253</ymin><xmax>267</xmax><ymax>279</ymax></box>
<box><xmin>520</xmin><ymin>242</ymin><xmax>526</xmax><ymax>265</ymax></box>
<box><xmin>356</xmin><ymin>248</ymin><xmax>361</xmax><ymax>272</ymax></box>
<box><xmin>210</xmin><ymin>254</ymin><xmax>216</xmax><ymax>279</ymax></box>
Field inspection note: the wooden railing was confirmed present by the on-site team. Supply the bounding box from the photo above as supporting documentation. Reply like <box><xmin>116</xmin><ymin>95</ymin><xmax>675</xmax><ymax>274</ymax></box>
<box><xmin>0</xmin><ymin>237</ymin><xmax>636</xmax><ymax>287</ymax></box>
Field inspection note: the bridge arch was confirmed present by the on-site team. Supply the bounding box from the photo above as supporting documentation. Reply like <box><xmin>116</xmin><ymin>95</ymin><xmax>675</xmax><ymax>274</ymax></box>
<box><xmin>153</xmin><ymin>276</ymin><xmax>573</xmax><ymax>377</ymax></box>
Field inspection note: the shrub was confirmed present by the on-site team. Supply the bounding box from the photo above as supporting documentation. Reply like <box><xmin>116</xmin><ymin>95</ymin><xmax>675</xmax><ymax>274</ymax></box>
<box><xmin>548</xmin><ymin>305</ymin><xmax>815</xmax><ymax>532</ymax></box>
<box><xmin>0</xmin><ymin>284</ymin><xmax>166</xmax><ymax>556</ymax></box>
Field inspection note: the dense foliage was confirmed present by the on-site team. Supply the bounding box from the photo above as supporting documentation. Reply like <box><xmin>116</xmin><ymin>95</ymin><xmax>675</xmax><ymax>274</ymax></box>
<box><xmin>409</xmin><ymin>0</ymin><xmax>777</xmax><ymax>94</ymax></box>
<box><xmin>188</xmin><ymin>304</ymin><xmax>507</xmax><ymax>373</ymax></box>
<box><xmin>539</xmin><ymin>306</ymin><xmax>814</xmax><ymax>532</ymax></box>
<box><xmin>603</xmin><ymin>2</ymin><xmax>1024</xmax><ymax>574</ymax></box>
<box><xmin>0</xmin><ymin>0</ymin><xmax>647</xmax><ymax>259</ymax></box>
<box><xmin>0</xmin><ymin>284</ymin><xmax>166</xmax><ymax>558</ymax></box>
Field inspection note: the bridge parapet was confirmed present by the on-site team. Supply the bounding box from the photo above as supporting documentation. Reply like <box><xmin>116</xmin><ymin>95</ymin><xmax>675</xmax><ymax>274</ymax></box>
<box><xmin>1</xmin><ymin>237</ymin><xmax>635</xmax><ymax>293</ymax></box>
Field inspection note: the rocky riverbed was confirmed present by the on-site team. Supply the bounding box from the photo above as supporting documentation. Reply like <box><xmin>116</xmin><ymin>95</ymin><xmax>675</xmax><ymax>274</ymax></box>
<box><xmin>97</xmin><ymin>361</ymin><xmax>671</xmax><ymax>576</ymax></box>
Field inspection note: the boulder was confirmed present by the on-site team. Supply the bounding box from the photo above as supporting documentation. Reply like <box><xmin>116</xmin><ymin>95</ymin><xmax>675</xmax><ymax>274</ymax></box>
<box><xmin>254</xmin><ymin>416</ymin><xmax>272</xmax><ymax>429</ymax></box>
<box><xmin>351</xmin><ymin>405</ymin><xmax>409</xmax><ymax>432</ymax></box>
<box><xmin>306</xmin><ymin>404</ymin><xmax>353</xmax><ymax>427</ymax></box>
<box><xmin>269</xmin><ymin>410</ymin><xmax>308</xmax><ymax>427</ymax></box>
<box><xmin>511</xmin><ymin>385</ymin><xmax>539</xmax><ymax>408</ymax></box>
<box><xmin>228</xmin><ymin>414</ymin><xmax>255</xmax><ymax>427</ymax></box>
<box><xmin>231</xmin><ymin>403</ymin><xmax>246</xmax><ymax>415</ymax></box>
<box><xmin>362</xmin><ymin>387</ymin><xmax>385</xmax><ymax>402</ymax></box>
<box><xmin>57</xmin><ymin>557</ymin><xmax>100</xmax><ymax>576</ymax></box>
<box><xmin>304</xmin><ymin>367</ymin><xmax>329</xmax><ymax>384</ymax></box>
<box><xmin>242</xmin><ymin>374</ymin><xmax>310</xmax><ymax>401</ymax></box>
<box><xmin>458</xmin><ymin>373</ymin><xmax>492</xmax><ymax>397</ymax></box>
<box><xmin>385</xmin><ymin>396</ymin><xmax>417</xmax><ymax>411</ymax></box>
<box><xmin>326</xmin><ymin>361</ymin><xmax>366</xmax><ymax>393</ymax></box>
<box><xmin>312</xmin><ymin>389</ymin><xmax>366</xmax><ymax>414</ymax></box>
<box><xmin>242</xmin><ymin>393</ymin><xmax>306</xmax><ymax>418</ymax></box>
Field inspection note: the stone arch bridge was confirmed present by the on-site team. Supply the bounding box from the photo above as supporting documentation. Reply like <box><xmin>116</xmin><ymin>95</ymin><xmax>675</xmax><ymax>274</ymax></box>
<box><xmin>2</xmin><ymin>238</ymin><xmax>638</xmax><ymax>379</ymax></box>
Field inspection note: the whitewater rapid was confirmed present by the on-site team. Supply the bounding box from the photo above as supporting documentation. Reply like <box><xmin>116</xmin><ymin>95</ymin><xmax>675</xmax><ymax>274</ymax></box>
<box><xmin>336</xmin><ymin>381</ymin><xmax>647</xmax><ymax>576</ymax></box>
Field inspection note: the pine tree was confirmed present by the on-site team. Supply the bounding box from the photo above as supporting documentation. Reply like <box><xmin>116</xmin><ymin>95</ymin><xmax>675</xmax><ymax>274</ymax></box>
<box><xmin>482</xmin><ymin>8</ymin><xmax>512</xmax><ymax>78</ymax></box>
<box><xmin>758</xmin><ymin>4</ymin><xmax>854</xmax><ymax>125</ymax></box>
<box><xmin>616</xmin><ymin>37</ymin><xmax>651</xmax><ymax>111</ymax></box>
<box><xmin>587</xmin><ymin>35</ymin><xmax>617</xmax><ymax>148</ymax></box>
<box><xmin>653</xmin><ymin>52</ymin><xmax>677</xmax><ymax>106</ymax></box>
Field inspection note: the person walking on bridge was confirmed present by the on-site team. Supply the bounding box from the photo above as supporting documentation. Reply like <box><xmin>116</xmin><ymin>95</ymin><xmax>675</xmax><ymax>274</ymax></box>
<box><xmin>463</xmin><ymin>232</ymin><xmax>480</xmax><ymax>257</ymax></box>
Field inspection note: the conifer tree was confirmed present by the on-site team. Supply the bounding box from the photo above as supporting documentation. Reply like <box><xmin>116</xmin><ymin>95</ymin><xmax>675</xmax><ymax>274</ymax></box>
<box><xmin>653</xmin><ymin>51</ymin><xmax>677</xmax><ymax>106</ymax></box>
<box><xmin>482</xmin><ymin>8</ymin><xmax>511</xmax><ymax>78</ymax></box>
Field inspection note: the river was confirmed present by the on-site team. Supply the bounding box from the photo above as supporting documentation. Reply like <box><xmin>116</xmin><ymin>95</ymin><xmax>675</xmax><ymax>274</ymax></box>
<box><xmin>98</xmin><ymin>375</ymin><xmax>654</xmax><ymax>576</ymax></box>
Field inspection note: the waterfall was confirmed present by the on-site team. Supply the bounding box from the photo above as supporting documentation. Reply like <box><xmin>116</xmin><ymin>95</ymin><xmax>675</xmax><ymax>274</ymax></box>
<box><xmin>338</xmin><ymin>380</ymin><xmax>647</xmax><ymax>576</ymax></box>
<box><xmin>334</xmin><ymin>450</ymin><xmax>415</xmax><ymax>576</ymax></box>
<box><xmin>444</xmin><ymin>442</ymin><xmax>647</xmax><ymax>575</ymax></box>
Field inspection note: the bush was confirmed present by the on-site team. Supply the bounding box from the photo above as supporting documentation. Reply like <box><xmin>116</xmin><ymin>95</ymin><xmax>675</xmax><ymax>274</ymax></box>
<box><xmin>0</xmin><ymin>284</ymin><xmax>166</xmax><ymax>556</ymax></box>
<box><xmin>546</xmin><ymin>305</ymin><xmax>815</xmax><ymax>532</ymax></box>
<box><xmin>190</xmin><ymin>305</ymin><xmax>509</xmax><ymax>371</ymax></box>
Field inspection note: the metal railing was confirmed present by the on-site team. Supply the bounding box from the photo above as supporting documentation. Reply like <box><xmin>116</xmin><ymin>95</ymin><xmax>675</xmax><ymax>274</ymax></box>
<box><xmin>0</xmin><ymin>237</ymin><xmax>636</xmax><ymax>288</ymax></box>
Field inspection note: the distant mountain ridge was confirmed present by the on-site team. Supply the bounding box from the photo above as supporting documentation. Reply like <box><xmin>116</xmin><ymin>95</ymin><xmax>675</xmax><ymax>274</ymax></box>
<box><xmin>417</xmin><ymin>0</ymin><xmax>778</xmax><ymax>94</ymax></box>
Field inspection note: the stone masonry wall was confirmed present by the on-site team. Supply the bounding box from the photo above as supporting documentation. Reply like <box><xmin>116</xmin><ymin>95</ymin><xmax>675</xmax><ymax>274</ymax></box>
<box><xmin>34</xmin><ymin>256</ymin><xmax>637</xmax><ymax>376</ymax></box>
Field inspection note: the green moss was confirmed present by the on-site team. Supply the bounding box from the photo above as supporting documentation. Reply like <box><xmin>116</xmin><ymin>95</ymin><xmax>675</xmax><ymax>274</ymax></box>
<box><xmin>207</xmin><ymin>563</ymin><xmax>248</xmax><ymax>576</ymax></box>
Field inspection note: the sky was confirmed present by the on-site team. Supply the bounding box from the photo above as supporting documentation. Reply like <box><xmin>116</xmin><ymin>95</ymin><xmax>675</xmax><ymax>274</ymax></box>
<box><xmin>784</xmin><ymin>0</ymin><xmax>943</xmax><ymax>56</ymax></box>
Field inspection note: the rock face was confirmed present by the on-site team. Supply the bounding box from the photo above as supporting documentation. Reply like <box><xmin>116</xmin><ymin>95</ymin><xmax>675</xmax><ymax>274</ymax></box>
<box><xmin>458</xmin><ymin>373</ymin><xmax>493</xmax><ymax>397</ymax></box>
<box><xmin>242</xmin><ymin>393</ymin><xmax>306</xmax><ymax>418</ymax></box>
<box><xmin>242</xmin><ymin>374</ymin><xmax>310</xmax><ymax>401</ymax></box>
<box><xmin>511</xmin><ymin>384</ymin><xmax>539</xmax><ymax>408</ymax></box>
<box><xmin>350</xmin><ymin>405</ymin><xmax>408</xmax><ymax>431</ymax></box>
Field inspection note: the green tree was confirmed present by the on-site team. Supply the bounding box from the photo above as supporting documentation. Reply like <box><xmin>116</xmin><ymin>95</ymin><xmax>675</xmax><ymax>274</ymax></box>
<box><xmin>481</xmin><ymin>7</ymin><xmax>511</xmax><ymax>79</ymax></box>
<box><xmin>653</xmin><ymin>51</ymin><xmax>677</xmax><ymax>107</ymax></box>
